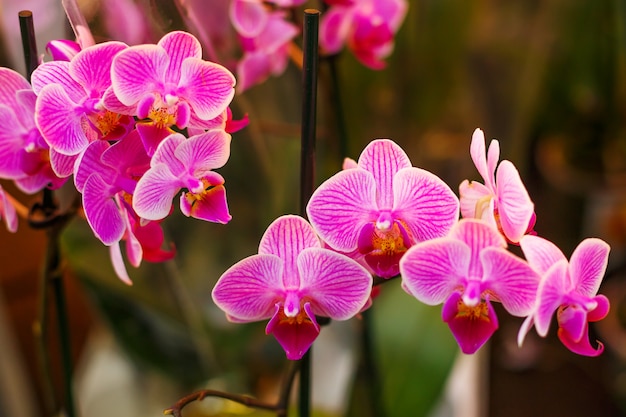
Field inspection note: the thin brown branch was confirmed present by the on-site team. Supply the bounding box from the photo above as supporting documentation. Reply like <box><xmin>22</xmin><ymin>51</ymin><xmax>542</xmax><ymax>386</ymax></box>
<box><xmin>163</xmin><ymin>389</ymin><xmax>281</xmax><ymax>417</ymax></box>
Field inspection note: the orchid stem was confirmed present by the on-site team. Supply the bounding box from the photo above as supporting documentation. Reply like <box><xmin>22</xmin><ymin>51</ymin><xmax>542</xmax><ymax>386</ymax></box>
<box><xmin>300</xmin><ymin>9</ymin><xmax>320</xmax><ymax>217</ymax></box>
<box><xmin>18</xmin><ymin>10</ymin><xmax>38</xmax><ymax>79</ymax></box>
<box><xmin>327</xmin><ymin>55</ymin><xmax>349</xmax><ymax>162</ymax></box>
<box><xmin>298</xmin><ymin>10</ymin><xmax>320</xmax><ymax>417</ymax></box>
<box><xmin>360</xmin><ymin>308</ymin><xmax>385</xmax><ymax>416</ymax></box>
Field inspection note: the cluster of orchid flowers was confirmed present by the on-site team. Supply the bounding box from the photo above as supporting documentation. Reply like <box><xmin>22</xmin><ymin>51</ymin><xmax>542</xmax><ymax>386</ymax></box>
<box><xmin>213</xmin><ymin>129</ymin><xmax>611</xmax><ymax>360</ymax></box>
<box><xmin>0</xmin><ymin>29</ymin><xmax>246</xmax><ymax>283</ymax></box>
<box><xmin>230</xmin><ymin>0</ymin><xmax>408</xmax><ymax>90</ymax></box>
<box><xmin>0</xmin><ymin>0</ymin><xmax>610</xmax><ymax>365</ymax></box>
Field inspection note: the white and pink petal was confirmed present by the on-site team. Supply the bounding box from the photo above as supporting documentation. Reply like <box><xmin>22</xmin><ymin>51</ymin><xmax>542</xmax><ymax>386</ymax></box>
<box><xmin>297</xmin><ymin>247</ymin><xmax>372</xmax><ymax>320</ymax></box>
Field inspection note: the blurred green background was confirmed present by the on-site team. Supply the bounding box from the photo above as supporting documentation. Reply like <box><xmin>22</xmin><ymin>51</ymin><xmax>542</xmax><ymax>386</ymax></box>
<box><xmin>1</xmin><ymin>0</ymin><xmax>626</xmax><ymax>416</ymax></box>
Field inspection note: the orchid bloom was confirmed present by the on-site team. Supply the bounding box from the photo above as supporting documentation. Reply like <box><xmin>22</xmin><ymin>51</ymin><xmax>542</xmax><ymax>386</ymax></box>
<box><xmin>108</xmin><ymin>31</ymin><xmax>236</xmax><ymax>154</ymax></box>
<box><xmin>231</xmin><ymin>2</ymin><xmax>299</xmax><ymax>92</ymax></box>
<box><xmin>518</xmin><ymin>235</ymin><xmax>610</xmax><ymax>357</ymax></box>
<box><xmin>459</xmin><ymin>128</ymin><xmax>535</xmax><ymax>244</ymax></box>
<box><xmin>400</xmin><ymin>219</ymin><xmax>539</xmax><ymax>354</ymax></box>
<box><xmin>32</xmin><ymin>41</ymin><xmax>134</xmax><ymax>160</ymax></box>
<box><xmin>132</xmin><ymin>130</ymin><xmax>232</xmax><ymax>223</ymax></box>
<box><xmin>306</xmin><ymin>139</ymin><xmax>459</xmax><ymax>278</ymax></box>
<box><xmin>212</xmin><ymin>215</ymin><xmax>372</xmax><ymax>360</ymax></box>
<box><xmin>320</xmin><ymin>0</ymin><xmax>408</xmax><ymax>69</ymax></box>
<box><xmin>0</xmin><ymin>68</ymin><xmax>65</xmax><ymax>193</ymax></box>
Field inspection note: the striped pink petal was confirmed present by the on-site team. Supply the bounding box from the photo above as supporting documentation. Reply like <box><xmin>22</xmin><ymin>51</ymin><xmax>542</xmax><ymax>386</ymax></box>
<box><xmin>259</xmin><ymin>215</ymin><xmax>320</xmax><ymax>288</ymax></box>
<box><xmin>298</xmin><ymin>247</ymin><xmax>372</xmax><ymax>319</ymax></box>
<box><xmin>357</xmin><ymin>139</ymin><xmax>411</xmax><ymax>209</ymax></box>
<box><xmin>306</xmin><ymin>168</ymin><xmax>377</xmax><ymax>252</ymax></box>
<box><xmin>392</xmin><ymin>167</ymin><xmax>459</xmax><ymax>242</ymax></box>
<box><xmin>212</xmin><ymin>254</ymin><xmax>284</xmax><ymax>321</ymax></box>
<box><xmin>569</xmin><ymin>238</ymin><xmax>610</xmax><ymax>297</ymax></box>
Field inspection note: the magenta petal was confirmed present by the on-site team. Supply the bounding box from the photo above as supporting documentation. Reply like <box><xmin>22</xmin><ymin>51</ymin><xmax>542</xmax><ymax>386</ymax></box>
<box><xmin>180</xmin><ymin>184</ymin><xmax>232</xmax><ymax>223</ymax></box>
<box><xmin>297</xmin><ymin>247</ymin><xmax>372</xmax><ymax>319</ymax></box>
<box><xmin>0</xmin><ymin>68</ymin><xmax>31</xmax><ymax>101</ymax></box>
<box><xmin>133</xmin><ymin>164</ymin><xmax>183</xmax><ymax>220</ymax></box>
<box><xmin>46</xmin><ymin>39</ymin><xmax>81</xmax><ymax>61</ymax></box>
<box><xmin>212</xmin><ymin>254</ymin><xmax>284</xmax><ymax>321</ymax></box>
<box><xmin>588</xmin><ymin>295</ymin><xmax>610</xmax><ymax>322</ymax></box>
<box><xmin>534</xmin><ymin>260</ymin><xmax>569</xmax><ymax>337</ymax></box>
<box><xmin>35</xmin><ymin>84</ymin><xmax>92</xmax><ymax>155</ymax></box>
<box><xmin>557</xmin><ymin>321</ymin><xmax>604</xmax><ymax>357</ymax></box>
<box><xmin>136</xmin><ymin>123</ymin><xmax>174</xmax><ymax>157</ymax></box>
<box><xmin>480</xmin><ymin>247</ymin><xmax>539</xmax><ymax>316</ymax></box>
<box><xmin>151</xmin><ymin>133</ymin><xmax>186</xmax><ymax>170</ymax></box>
<box><xmin>175</xmin><ymin>130</ymin><xmax>231</xmax><ymax>172</ymax></box>
<box><xmin>519</xmin><ymin>235</ymin><xmax>566</xmax><ymax>276</ymax></box>
<box><xmin>74</xmin><ymin>140</ymin><xmax>111</xmax><ymax>192</ymax></box>
<box><xmin>442</xmin><ymin>292</ymin><xmax>499</xmax><ymax>354</ymax></box>
<box><xmin>259</xmin><ymin>215</ymin><xmax>320</xmax><ymax>288</ymax></box>
<box><xmin>229</xmin><ymin>0</ymin><xmax>269</xmax><ymax>38</ymax></box>
<box><xmin>449</xmin><ymin>219</ymin><xmax>506</xmax><ymax>280</ymax></box>
<box><xmin>158</xmin><ymin>31</ymin><xmax>202</xmax><ymax>84</ymax></box>
<box><xmin>111</xmin><ymin>45</ymin><xmax>167</xmax><ymax>106</ymax></box>
<box><xmin>69</xmin><ymin>41</ymin><xmax>127</xmax><ymax>94</ymax></box>
<box><xmin>319</xmin><ymin>6</ymin><xmax>351</xmax><ymax>53</ymax></box>
<box><xmin>178</xmin><ymin>59</ymin><xmax>235</xmax><ymax>120</ymax></box>
<box><xmin>306</xmin><ymin>168</ymin><xmax>377</xmax><ymax>252</ymax></box>
<box><xmin>495</xmin><ymin>160</ymin><xmax>534</xmax><ymax>243</ymax></box>
<box><xmin>400</xmin><ymin>238</ymin><xmax>470</xmax><ymax>304</ymax></box>
<box><xmin>569</xmin><ymin>238</ymin><xmax>610</xmax><ymax>297</ymax></box>
<box><xmin>266</xmin><ymin>302</ymin><xmax>320</xmax><ymax>360</ymax></box>
<box><xmin>49</xmin><ymin>149</ymin><xmax>78</xmax><ymax>178</ymax></box>
<box><xmin>558</xmin><ymin>305</ymin><xmax>587</xmax><ymax>343</ymax></box>
<box><xmin>392</xmin><ymin>167</ymin><xmax>460</xmax><ymax>241</ymax></box>
<box><xmin>236</xmin><ymin>51</ymin><xmax>272</xmax><ymax>92</ymax></box>
<box><xmin>357</xmin><ymin>139</ymin><xmax>411</xmax><ymax>209</ymax></box>
<box><xmin>31</xmin><ymin>61</ymin><xmax>84</xmax><ymax>101</ymax></box>
<box><xmin>83</xmin><ymin>175</ymin><xmax>125</xmax><ymax>245</ymax></box>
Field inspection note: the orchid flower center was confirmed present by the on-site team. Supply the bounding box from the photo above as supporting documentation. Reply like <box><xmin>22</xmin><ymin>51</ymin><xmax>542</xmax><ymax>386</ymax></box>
<box><xmin>149</xmin><ymin>106</ymin><xmax>177</xmax><ymax>129</ymax></box>
<box><xmin>358</xmin><ymin>215</ymin><xmax>413</xmax><ymax>278</ymax></box>
<box><xmin>94</xmin><ymin>110</ymin><xmax>126</xmax><ymax>137</ymax></box>
<box><xmin>455</xmin><ymin>298</ymin><xmax>491</xmax><ymax>322</ymax></box>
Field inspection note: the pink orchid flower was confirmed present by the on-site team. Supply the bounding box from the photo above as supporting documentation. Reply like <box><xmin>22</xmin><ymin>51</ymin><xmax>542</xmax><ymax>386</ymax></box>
<box><xmin>320</xmin><ymin>0</ymin><xmax>408</xmax><ymax>69</ymax></box>
<box><xmin>32</xmin><ymin>41</ymin><xmax>134</xmax><ymax>158</ymax></box>
<box><xmin>400</xmin><ymin>218</ymin><xmax>540</xmax><ymax>354</ymax></box>
<box><xmin>212</xmin><ymin>215</ymin><xmax>372</xmax><ymax>360</ymax></box>
<box><xmin>234</xmin><ymin>7</ymin><xmax>299</xmax><ymax>92</ymax></box>
<box><xmin>74</xmin><ymin>130</ymin><xmax>150</xmax><ymax>246</ymax></box>
<box><xmin>108</xmin><ymin>31</ymin><xmax>236</xmax><ymax>154</ymax></box>
<box><xmin>459</xmin><ymin>128</ymin><xmax>535</xmax><ymax>244</ymax></box>
<box><xmin>306</xmin><ymin>139</ymin><xmax>459</xmax><ymax>278</ymax></box>
<box><xmin>0</xmin><ymin>186</ymin><xmax>18</xmax><ymax>233</ymax></box>
<box><xmin>132</xmin><ymin>130</ymin><xmax>232</xmax><ymax>223</ymax></box>
<box><xmin>0</xmin><ymin>68</ymin><xmax>66</xmax><ymax>192</ymax></box>
<box><xmin>518</xmin><ymin>235</ymin><xmax>610</xmax><ymax>357</ymax></box>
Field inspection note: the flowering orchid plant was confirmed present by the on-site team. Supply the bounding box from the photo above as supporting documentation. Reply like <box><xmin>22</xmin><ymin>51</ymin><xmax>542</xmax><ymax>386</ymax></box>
<box><xmin>0</xmin><ymin>2</ymin><xmax>615</xmax><ymax>417</ymax></box>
